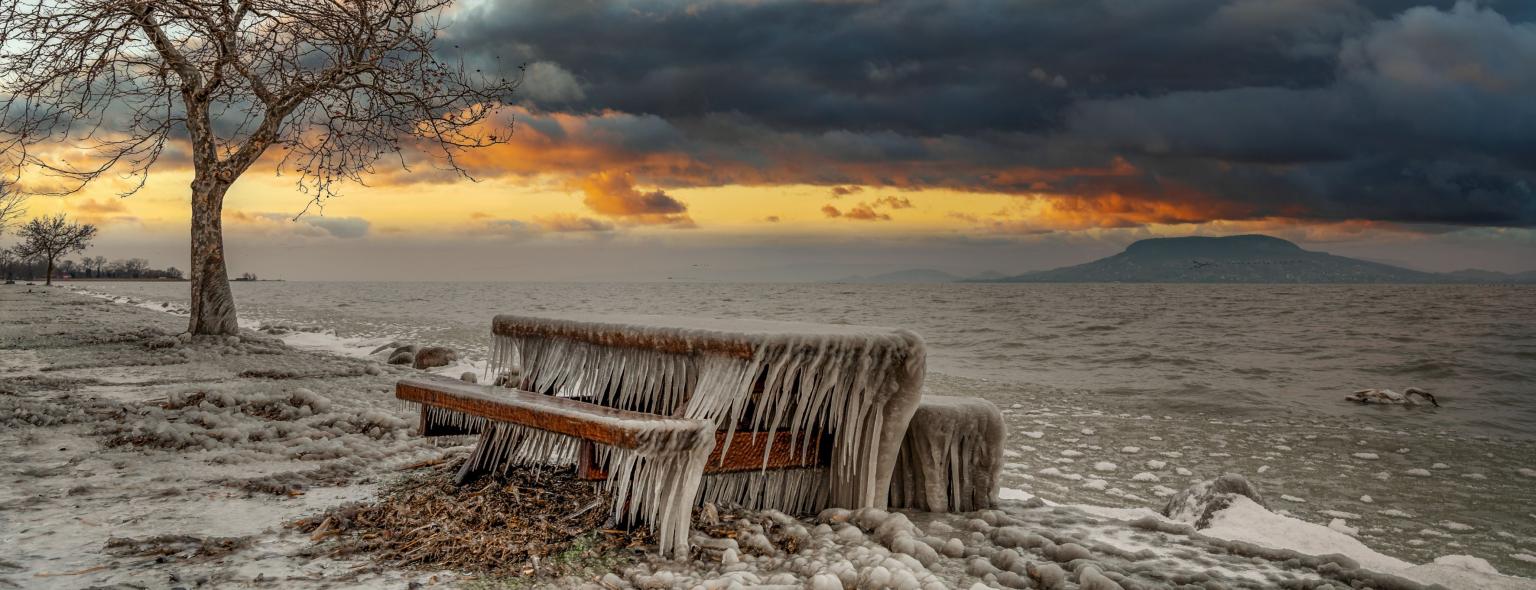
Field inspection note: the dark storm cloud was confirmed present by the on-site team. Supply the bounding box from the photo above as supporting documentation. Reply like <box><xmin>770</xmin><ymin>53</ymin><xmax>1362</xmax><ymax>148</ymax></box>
<box><xmin>443</xmin><ymin>0</ymin><xmax>1536</xmax><ymax>227</ymax></box>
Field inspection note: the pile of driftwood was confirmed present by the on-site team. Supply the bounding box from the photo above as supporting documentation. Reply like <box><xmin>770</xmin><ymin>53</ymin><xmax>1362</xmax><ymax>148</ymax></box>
<box><xmin>293</xmin><ymin>462</ymin><xmax>647</xmax><ymax>577</ymax></box>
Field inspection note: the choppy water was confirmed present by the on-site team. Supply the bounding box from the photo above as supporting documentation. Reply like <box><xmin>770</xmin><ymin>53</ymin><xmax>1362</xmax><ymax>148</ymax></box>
<box><xmin>74</xmin><ymin>281</ymin><xmax>1536</xmax><ymax>574</ymax></box>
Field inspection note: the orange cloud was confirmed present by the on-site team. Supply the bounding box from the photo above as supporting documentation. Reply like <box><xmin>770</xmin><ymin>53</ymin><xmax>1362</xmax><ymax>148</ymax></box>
<box><xmin>574</xmin><ymin>171</ymin><xmax>693</xmax><ymax>227</ymax></box>
<box><xmin>69</xmin><ymin>197</ymin><xmax>139</xmax><ymax>225</ymax></box>
<box><xmin>843</xmin><ymin>204</ymin><xmax>891</xmax><ymax>221</ymax></box>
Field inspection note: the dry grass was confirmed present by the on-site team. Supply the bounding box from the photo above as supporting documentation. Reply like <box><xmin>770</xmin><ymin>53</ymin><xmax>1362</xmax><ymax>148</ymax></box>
<box><xmin>292</xmin><ymin>462</ymin><xmax>645</xmax><ymax>579</ymax></box>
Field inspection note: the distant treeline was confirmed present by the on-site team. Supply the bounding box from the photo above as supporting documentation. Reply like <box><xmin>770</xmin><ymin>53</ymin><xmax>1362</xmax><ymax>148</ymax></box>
<box><xmin>2</xmin><ymin>255</ymin><xmax>183</xmax><ymax>281</ymax></box>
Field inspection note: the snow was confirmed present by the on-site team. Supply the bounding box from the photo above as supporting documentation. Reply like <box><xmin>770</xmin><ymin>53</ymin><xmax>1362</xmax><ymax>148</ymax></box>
<box><xmin>1406</xmin><ymin>468</ymin><xmax>1433</xmax><ymax>476</ymax></box>
<box><xmin>1328</xmin><ymin>518</ymin><xmax>1359</xmax><ymax>536</ymax></box>
<box><xmin>1202</xmin><ymin>496</ymin><xmax>1415</xmax><ymax>573</ymax></box>
<box><xmin>1352</xmin><ymin>452</ymin><xmax>1379</xmax><ymax>460</ymax></box>
<box><xmin>1092</xmin><ymin>461</ymin><xmax>1117</xmax><ymax>472</ymax></box>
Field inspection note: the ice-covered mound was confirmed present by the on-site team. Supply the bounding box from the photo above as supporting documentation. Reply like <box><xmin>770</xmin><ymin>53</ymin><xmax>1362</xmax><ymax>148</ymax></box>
<box><xmin>1160</xmin><ymin>473</ymin><xmax>1267</xmax><ymax>529</ymax></box>
<box><xmin>553</xmin><ymin>494</ymin><xmax>1536</xmax><ymax>589</ymax></box>
<box><xmin>1198</xmin><ymin>495</ymin><xmax>1535</xmax><ymax>589</ymax></box>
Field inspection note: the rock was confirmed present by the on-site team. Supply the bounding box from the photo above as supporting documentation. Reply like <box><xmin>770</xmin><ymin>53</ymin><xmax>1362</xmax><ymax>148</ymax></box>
<box><xmin>1077</xmin><ymin>565</ymin><xmax>1123</xmax><ymax>590</ymax></box>
<box><xmin>1027</xmin><ymin>562</ymin><xmax>1066</xmax><ymax>589</ymax></box>
<box><xmin>459</xmin><ymin>372</ymin><xmax>478</xmax><ymax>384</ymax></box>
<box><xmin>413</xmin><ymin>346</ymin><xmax>458</xmax><ymax>370</ymax></box>
<box><xmin>387</xmin><ymin>350</ymin><xmax>415</xmax><ymax>365</ymax></box>
<box><xmin>809</xmin><ymin>573</ymin><xmax>843</xmax><ymax>590</ymax></box>
<box><xmin>1161</xmin><ymin>473</ymin><xmax>1267</xmax><ymax>529</ymax></box>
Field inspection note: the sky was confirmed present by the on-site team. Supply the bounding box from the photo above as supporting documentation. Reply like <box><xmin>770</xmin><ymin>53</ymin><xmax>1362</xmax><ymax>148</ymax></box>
<box><xmin>13</xmin><ymin>0</ymin><xmax>1536</xmax><ymax>280</ymax></box>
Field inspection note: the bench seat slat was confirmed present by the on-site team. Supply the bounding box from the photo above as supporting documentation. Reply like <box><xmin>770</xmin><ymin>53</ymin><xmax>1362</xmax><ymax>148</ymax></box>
<box><xmin>396</xmin><ymin>376</ymin><xmax>709</xmax><ymax>450</ymax></box>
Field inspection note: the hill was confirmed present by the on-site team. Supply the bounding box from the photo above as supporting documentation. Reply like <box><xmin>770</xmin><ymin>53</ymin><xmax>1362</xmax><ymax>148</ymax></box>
<box><xmin>989</xmin><ymin>235</ymin><xmax>1450</xmax><ymax>283</ymax></box>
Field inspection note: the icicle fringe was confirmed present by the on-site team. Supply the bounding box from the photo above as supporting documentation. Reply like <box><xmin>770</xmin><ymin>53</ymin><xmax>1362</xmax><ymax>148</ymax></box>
<box><xmin>459</xmin><ymin>420</ymin><xmax>714</xmax><ymax>559</ymax></box>
<box><xmin>887</xmin><ymin>396</ymin><xmax>1004</xmax><ymax>513</ymax></box>
<box><xmin>697</xmin><ymin>469</ymin><xmax>829</xmax><ymax>514</ymax></box>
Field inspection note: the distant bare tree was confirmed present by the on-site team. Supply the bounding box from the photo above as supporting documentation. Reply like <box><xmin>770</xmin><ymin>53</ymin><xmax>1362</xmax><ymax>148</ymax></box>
<box><xmin>0</xmin><ymin>181</ymin><xmax>25</xmax><ymax>236</ymax></box>
<box><xmin>91</xmin><ymin>256</ymin><xmax>109</xmax><ymax>278</ymax></box>
<box><xmin>11</xmin><ymin>214</ymin><xmax>98</xmax><ymax>286</ymax></box>
<box><xmin>123</xmin><ymin>258</ymin><xmax>152</xmax><ymax>278</ymax></box>
<box><xmin>0</xmin><ymin>250</ymin><xmax>15</xmax><ymax>282</ymax></box>
<box><xmin>1</xmin><ymin>1</ymin><xmax>517</xmax><ymax>334</ymax></box>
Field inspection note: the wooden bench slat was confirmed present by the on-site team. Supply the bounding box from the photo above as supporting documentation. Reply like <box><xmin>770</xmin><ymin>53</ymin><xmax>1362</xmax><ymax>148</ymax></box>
<box><xmin>396</xmin><ymin>377</ymin><xmax>709</xmax><ymax>450</ymax></box>
<box><xmin>577</xmin><ymin>430</ymin><xmax>832</xmax><ymax>480</ymax></box>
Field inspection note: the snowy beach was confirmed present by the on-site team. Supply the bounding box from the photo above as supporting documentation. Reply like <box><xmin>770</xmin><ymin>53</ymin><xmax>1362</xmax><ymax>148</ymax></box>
<box><xmin>5</xmin><ymin>285</ymin><xmax>1535</xmax><ymax>589</ymax></box>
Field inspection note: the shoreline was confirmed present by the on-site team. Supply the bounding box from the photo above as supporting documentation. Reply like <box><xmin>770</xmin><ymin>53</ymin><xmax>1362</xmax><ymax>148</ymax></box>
<box><xmin>4</xmin><ymin>285</ymin><xmax>1534</xmax><ymax>589</ymax></box>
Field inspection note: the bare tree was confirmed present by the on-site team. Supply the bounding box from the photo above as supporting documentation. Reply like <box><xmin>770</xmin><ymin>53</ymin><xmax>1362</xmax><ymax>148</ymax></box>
<box><xmin>0</xmin><ymin>181</ymin><xmax>25</xmax><ymax>236</ymax></box>
<box><xmin>91</xmin><ymin>256</ymin><xmax>109</xmax><ymax>278</ymax></box>
<box><xmin>1</xmin><ymin>1</ymin><xmax>517</xmax><ymax>334</ymax></box>
<box><xmin>11</xmin><ymin>214</ymin><xmax>98</xmax><ymax>286</ymax></box>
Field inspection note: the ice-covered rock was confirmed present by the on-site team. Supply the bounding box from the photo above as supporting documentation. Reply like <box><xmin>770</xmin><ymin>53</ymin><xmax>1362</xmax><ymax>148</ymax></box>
<box><xmin>413</xmin><ymin>346</ymin><xmax>458</xmax><ymax>369</ymax></box>
<box><xmin>1160</xmin><ymin>473</ymin><xmax>1266</xmax><ymax>529</ymax></box>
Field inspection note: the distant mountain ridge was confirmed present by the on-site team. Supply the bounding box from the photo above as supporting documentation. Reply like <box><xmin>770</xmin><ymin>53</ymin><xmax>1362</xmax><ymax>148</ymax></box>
<box><xmin>983</xmin><ymin>235</ymin><xmax>1536</xmax><ymax>284</ymax></box>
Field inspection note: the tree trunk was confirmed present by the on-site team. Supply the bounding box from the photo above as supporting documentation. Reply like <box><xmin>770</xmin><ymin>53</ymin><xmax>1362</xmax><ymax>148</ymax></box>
<box><xmin>188</xmin><ymin>177</ymin><xmax>239</xmax><ymax>335</ymax></box>
<box><xmin>44</xmin><ymin>256</ymin><xmax>54</xmax><ymax>286</ymax></box>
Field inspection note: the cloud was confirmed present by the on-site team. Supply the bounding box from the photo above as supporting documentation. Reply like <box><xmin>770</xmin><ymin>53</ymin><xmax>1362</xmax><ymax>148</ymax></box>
<box><xmin>872</xmin><ymin>196</ymin><xmax>914</xmax><ymax>210</ymax></box>
<box><xmin>535</xmin><ymin>214</ymin><xmax>616</xmax><ymax>233</ymax></box>
<box><xmin>824</xmin><ymin>201</ymin><xmax>891</xmax><ymax>221</ymax></box>
<box><xmin>78</xmin><ymin>1</ymin><xmax>1528</xmax><ymax>234</ymax></box>
<box><xmin>73</xmin><ymin>197</ymin><xmax>126</xmax><ymax>215</ymax></box>
<box><xmin>303</xmin><ymin>216</ymin><xmax>371</xmax><ymax>239</ymax></box>
<box><xmin>575</xmin><ymin>171</ymin><xmax>694</xmax><ymax>226</ymax></box>
<box><xmin>427</xmin><ymin>0</ymin><xmax>1536</xmax><ymax>229</ymax></box>
<box><xmin>520</xmin><ymin>61</ymin><xmax>586</xmax><ymax>104</ymax></box>
<box><xmin>843</xmin><ymin>204</ymin><xmax>891</xmax><ymax>221</ymax></box>
<box><xmin>225</xmin><ymin>211</ymin><xmax>371</xmax><ymax>239</ymax></box>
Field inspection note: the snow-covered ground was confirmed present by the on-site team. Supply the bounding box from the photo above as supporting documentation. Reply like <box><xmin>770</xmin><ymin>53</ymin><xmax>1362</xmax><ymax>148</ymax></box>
<box><xmin>5</xmin><ymin>285</ymin><xmax>1533</xmax><ymax>589</ymax></box>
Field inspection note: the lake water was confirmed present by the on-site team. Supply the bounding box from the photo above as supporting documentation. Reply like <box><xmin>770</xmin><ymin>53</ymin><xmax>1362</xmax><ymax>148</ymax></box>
<box><xmin>71</xmin><ymin>281</ymin><xmax>1536</xmax><ymax>574</ymax></box>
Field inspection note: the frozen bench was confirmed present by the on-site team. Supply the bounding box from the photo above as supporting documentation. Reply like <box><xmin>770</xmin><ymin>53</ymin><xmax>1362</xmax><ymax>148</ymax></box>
<box><xmin>485</xmin><ymin>312</ymin><xmax>927</xmax><ymax>514</ymax></box>
<box><xmin>396</xmin><ymin>312</ymin><xmax>926</xmax><ymax>557</ymax></box>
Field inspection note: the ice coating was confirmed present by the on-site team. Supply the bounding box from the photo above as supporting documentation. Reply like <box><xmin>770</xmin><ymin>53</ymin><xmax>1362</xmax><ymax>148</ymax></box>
<box><xmin>889</xmin><ymin>395</ymin><xmax>1005</xmax><ymax>512</ymax></box>
<box><xmin>487</xmin><ymin>312</ymin><xmax>926</xmax><ymax>512</ymax></box>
